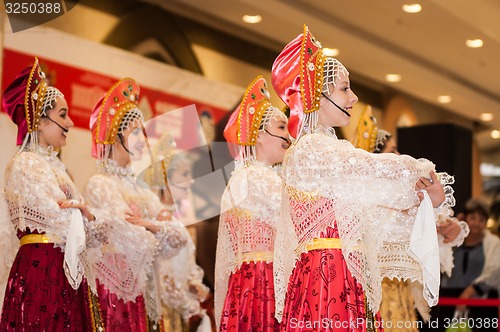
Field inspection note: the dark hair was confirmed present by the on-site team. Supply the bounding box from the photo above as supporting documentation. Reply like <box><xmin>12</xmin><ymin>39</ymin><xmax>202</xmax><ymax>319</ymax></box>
<box><xmin>200</xmin><ymin>110</ymin><xmax>213</xmax><ymax>119</ymax></box>
<box><xmin>464</xmin><ymin>199</ymin><xmax>489</xmax><ymax>221</ymax></box>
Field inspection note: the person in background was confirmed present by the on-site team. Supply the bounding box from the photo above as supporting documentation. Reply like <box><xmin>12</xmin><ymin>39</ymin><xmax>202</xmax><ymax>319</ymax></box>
<box><xmin>145</xmin><ymin>132</ymin><xmax>211</xmax><ymax>332</ymax></box>
<box><xmin>438</xmin><ymin>199</ymin><xmax>500</xmax><ymax>332</ymax></box>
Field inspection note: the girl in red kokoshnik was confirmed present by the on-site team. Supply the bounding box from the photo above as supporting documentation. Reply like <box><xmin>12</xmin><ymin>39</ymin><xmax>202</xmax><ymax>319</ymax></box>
<box><xmin>271</xmin><ymin>26</ymin><xmax>455</xmax><ymax>331</ymax></box>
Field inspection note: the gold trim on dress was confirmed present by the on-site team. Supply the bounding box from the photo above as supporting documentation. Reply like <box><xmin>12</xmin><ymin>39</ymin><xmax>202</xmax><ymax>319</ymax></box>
<box><xmin>87</xmin><ymin>286</ymin><xmax>104</xmax><ymax>332</ymax></box>
<box><xmin>20</xmin><ymin>234</ymin><xmax>56</xmax><ymax>245</ymax></box>
<box><xmin>285</xmin><ymin>185</ymin><xmax>319</xmax><ymax>202</ymax></box>
<box><xmin>241</xmin><ymin>251</ymin><xmax>274</xmax><ymax>263</ymax></box>
<box><xmin>306</xmin><ymin>238</ymin><xmax>342</xmax><ymax>251</ymax></box>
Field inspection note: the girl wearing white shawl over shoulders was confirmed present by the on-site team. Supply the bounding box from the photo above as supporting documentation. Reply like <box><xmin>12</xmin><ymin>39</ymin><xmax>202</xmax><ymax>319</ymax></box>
<box><xmin>0</xmin><ymin>57</ymin><xmax>103</xmax><ymax>331</ymax></box>
<box><xmin>82</xmin><ymin>78</ymin><xmax>187</xmax><ymax>331</ymax></box>
<box><xmin>215</xmin><ymin>76</ymin><xmax>291</xmax><ymax>331</ymax></box>
<box><xmin>271</xmin><ymin>26</ymin><xmax>455</xmax><ymax>331</ymax></box>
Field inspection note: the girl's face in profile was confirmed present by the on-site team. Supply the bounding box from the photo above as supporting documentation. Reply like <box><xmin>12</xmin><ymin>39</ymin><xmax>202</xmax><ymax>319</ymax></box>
<box><xmin>38</xmin><ymin>97</ymin><xmax>74</xmax><ymax>148</ymax></box>
<box><xmin>115</xmin><ymin>122</ymin><xmax>145</xmax><ymax>165</ymax></box>
<box><xmin>318</xmin><ymin>71</ymin><xmax>358</xmax><ymax>128</ymax></box>
<box><xmin>257</xmin><ymin>116</ymin><xmax>290</xmax><ymax>165</ymax></box>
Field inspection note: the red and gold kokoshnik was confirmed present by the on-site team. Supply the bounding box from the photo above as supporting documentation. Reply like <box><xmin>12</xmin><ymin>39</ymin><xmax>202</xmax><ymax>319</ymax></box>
<box><xmin>224</xmin><ymin>75</ymin><xmax>273</xmax><ymax>147</ymax></box>
<box><xmin>25</xmin><ymin>57</ymin><xmax>48</xmax><ymax>133</ymax></box>
<box><xmin>93</xmin><ymin>78</ymin><xmax>140</xmax><ymax>146</ymax></box>
<box><xmin>300</xmin><ymin>24</ymin><xmax>326</xmax><ymax>115</ymax></box>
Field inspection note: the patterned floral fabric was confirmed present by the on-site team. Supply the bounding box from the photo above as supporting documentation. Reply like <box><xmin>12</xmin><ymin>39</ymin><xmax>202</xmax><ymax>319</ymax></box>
<box><xmin>95</xmin><ymin>280</ymin><xmax>148</xmax><ymax>332</ymax></box>
<box><xmin>1</xmin><ymin>233</ymin><xmax>95</xmax><ymax>331</ymax></box>
<box><xmin>379</xmin><ymin>278</ymin><xmax>418</xmax><ymax>332</ymax></box>
<box><xmin>219</xmin><ymin>261</ymin><xmax>279</xmax><ymax>332</ymax></box>
<box><xmin>280</xmin><ymin>226</ymin><xmax>383</xmax><ymax>332</ymax></box>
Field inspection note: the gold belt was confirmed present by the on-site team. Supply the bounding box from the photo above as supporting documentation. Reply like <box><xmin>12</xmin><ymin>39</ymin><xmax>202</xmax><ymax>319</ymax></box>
<box><xmin>20</xmin><ymin>234</ymin><xmax>54</xmax><ymax>246</ymax></box>
<box><xmin>242</xmin><ymin>251</ymin><xmax>273</xmax><ymax>263</ymax></box>
<box><xmin>306</xmin><ymin>238</ymin><xmax>342</xmax><ymax>251</ymax></box>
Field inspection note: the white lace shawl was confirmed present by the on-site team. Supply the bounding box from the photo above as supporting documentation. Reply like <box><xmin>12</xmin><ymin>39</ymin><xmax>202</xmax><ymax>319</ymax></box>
<box><xmin>82</xmin><ymin>169</ymin><xmax>187</xmax><ymax>323</ymax></box>
<box><xmin>274</xmin><ymin>128</ymin><xmax>455</xmax><ymax>320</ymax></box>
<box><xmin>214</xmin><ymin>161</ymin><xmax>282</xmax><ymax>328</ymax></box>
<box><xmin>3</xmin><ymin>146</ymin><xmax>89</xmax><ymax>288</ymax></box>
<box><xmin>160</xmin><ymin>218</ymin><xmax>209</xmax><ymax>320</ymax></box>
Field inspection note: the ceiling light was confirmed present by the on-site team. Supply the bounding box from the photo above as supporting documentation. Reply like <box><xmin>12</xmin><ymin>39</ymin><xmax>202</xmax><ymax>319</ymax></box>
<box><xmin>437</xmin><ymin>95</ymin><xmax>452</xmax><ymax>104</ymax></box>
<box><xmin>323</xmin><ymin>48</ymin><xmax>339</xmax><ymax>57</ymax></box>
<box><xmin>402</xmin><ymin>4</ymin><xmax>422</xmax><ymax>13</ymax></box>
<box><xmin>481</xmin><ymin>113</ymin><xmax>494</xmax><ymax>121</ymax></box>
<box><xmin>385</xmin><ymin>74</ymin><xmax>401</xmax><ymax>82</ymax></box>
<box><xmin>242</xmin><ymin>15</ymin><xmax>262</xmax><ymax>24</ymax></box>
<box><xmin>491</xmin><ymin>130</ymin><xmax>500</xmax><ymax>139</ymax></box>
<box><xmin>466</xmin><ymin>39</ymin><xmax>483</xmax><ymax>48</ymax></box>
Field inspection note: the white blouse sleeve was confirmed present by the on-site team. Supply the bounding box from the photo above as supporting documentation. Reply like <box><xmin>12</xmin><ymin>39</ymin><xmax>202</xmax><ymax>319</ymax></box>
<box><xmin>286</xmin><ymin>134</ymin><xmax>434</xmax><ymax>210</ymax></box>
<box><xmin>141</xmin><ymin>189</ymin><xmax>187</xmax><ymax>258</ymax></box>
<box><xmin>275</xmin><ymin>133</ymin><xmax>456</xmax><ymax>317</ymax></box>
<box><xmin>5</xmin><ymin>152</ymin><xmax>77</xmax><ymax>238</ymax></box>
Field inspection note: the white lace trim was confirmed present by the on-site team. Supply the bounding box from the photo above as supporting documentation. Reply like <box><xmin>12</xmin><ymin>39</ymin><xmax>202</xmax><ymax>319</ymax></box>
<box><xmin>3</xmin><ymin>145</ymin><xmax>87</xmax><ymax>287</ymax></box>
<box><xmin>82</xmin><ymin>170</ymin><xmax>187</xmax><ymax>323</ymax></box>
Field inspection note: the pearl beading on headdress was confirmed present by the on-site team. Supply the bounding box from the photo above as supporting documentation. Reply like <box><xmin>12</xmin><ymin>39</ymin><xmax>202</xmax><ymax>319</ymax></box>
<box><xmin>236</xmin><ymin>77</ymin><xmax>272</xmax><ymax>146</ymax></box>
<box><xmin>299</xmin><ymin>26</ymin><xmax>325</xmax><ymax>115</ymax></box>
<box><xmin>322</xmin><ymin>57</ymin><xmax>349</xmax><ymax>95</ymax></box>
<box><xmin>24</xmin><ymin>59</ymin><xmax>47</xmax><ymax>134</ymax></box>
<box><xmin>373</xmin><ymin>129</ymin><xmax>392</xmax><ymax>153</ymax></box>
<box><xmin>41</xmin><ymin>87</ymin><xmax>64</xmax><ymax>116</ymax></box>
<box><xmin>94</xmin><ymin>79</ymin><xmax>141</xmax><ymax>146</ymax></box>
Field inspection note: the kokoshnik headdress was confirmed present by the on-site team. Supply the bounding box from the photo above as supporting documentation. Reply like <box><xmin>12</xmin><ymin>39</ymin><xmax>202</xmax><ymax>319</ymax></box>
<box><xmin>271</xmin><ymin>25</ymin><xmax>348</xmax><ymax>138</ymax></box>
<box><xmin>223</xmin><ymin>75</ymin><xmax>286</xmax><ymax>164</ymax></box>
<box><xmin>90</xmin><ymin>78</ymin><xmax>144</xmax><ymax>164</ymax></box>
<box><xmin>352</xmin><ymin>105</ymin><xmax>392</xmax><ymax>154</ymax></box>
<box><xmin>3</xmin><ymin>57</ymin><xmax>64</xmax><ymax>148</ymax></box>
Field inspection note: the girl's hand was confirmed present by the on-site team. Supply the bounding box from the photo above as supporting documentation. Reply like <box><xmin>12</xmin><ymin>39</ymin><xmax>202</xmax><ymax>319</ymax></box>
<box><xmin>437</xmin><ymin>217</ymin><xmax>462</xmax><ymax>243</ymax></box>
<box><xmin>125</xmin><ymin>212</ymin><xmax>160</xmax><ymax>233</ymax></box>
<box><xmin>416</xmin><ymin>171</ymin><xmax>445</xmax><ymax>208</ymax></box>
<box><xmin>58</xmin><ymin>199</ymin><xmax>95</xmax><ymax>221</ymax></box>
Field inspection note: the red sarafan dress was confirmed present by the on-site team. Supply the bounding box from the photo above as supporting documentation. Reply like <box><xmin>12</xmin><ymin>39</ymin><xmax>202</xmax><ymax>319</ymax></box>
<box><xmin>275</xmin><ymin>127</ymin><xmax>455</xmax><ymax>332</ymax></box>
<box><xmin>0</xmin><ymin>146</ymin><xmax>101</xmax><ymax>331</ymax></box>
<box><xmin>215</xmin><ymin>162</ymin><xmax>282</xmax><ymax>332</ymax></box>
<box><xmin>82</xmin><ymin>161</ymin><xmax>187</xmax><ymax>332</ymax></box>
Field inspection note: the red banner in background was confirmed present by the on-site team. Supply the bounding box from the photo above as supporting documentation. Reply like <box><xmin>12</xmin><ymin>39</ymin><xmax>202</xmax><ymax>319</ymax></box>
<box><xmin>1</xmin><ymin>49</ymin><xmax>229</xmax><ymax>149</ymax></box>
